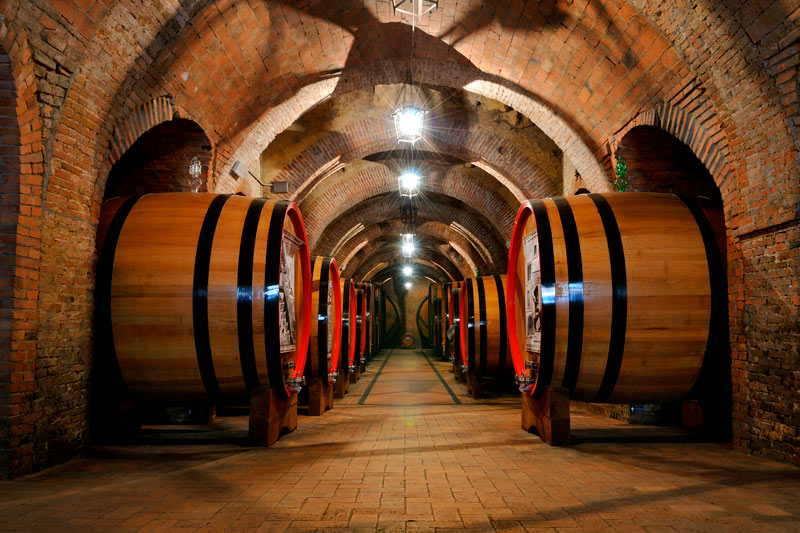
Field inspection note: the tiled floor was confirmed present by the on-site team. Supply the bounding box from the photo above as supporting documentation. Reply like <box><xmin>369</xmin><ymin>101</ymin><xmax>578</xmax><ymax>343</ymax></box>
<box><xmin>1</xmin><ymin>348</ymin><xmax>799</xmax><ymax>532</ymax></box>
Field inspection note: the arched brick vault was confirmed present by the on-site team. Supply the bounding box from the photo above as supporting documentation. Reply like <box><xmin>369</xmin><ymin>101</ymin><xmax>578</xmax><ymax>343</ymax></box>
<box><xmin>335</xmin><ymin>221</ymin><xmax>488</xmax><ymax>280</ymax></box>
<box><xmin>233</xmin><ymin>58</ymin><xmax>607</xmax><ymax>195</ymax></box>
<box><xmin>335</xmin><ymin>220</ymin><xmax>493</xmax><ymax>274</ymax></box>
<box><xmin>0</xmin><ymin>0</ymin><xmax>797</xmax><ymax>476</ymax></box>
<box><xmin>101</xmin><ymin>97</ymin><xmax>217</xmax><ymax>192</ymax></box>
<box><xmin>0</xmin><ymin>19</ymin><xmax>43</xmax><ymax>477</ymax></box>
<box><xmin>350</xmin><ymin>245</ymin><xmax>463</xmax><ymax>282</ymax></box>
<box><xmin>275</xmin><ymin>113</ymin><xmax>558</xmax><ymax>207</ymax></box>
<box><xmin>300</xmin><ymin>160</ymin><xmax>519</xmax><ymax>248</ymax></box>
<box><xmin>315</xmin><ymin>193</ymin><xmax>508</xmax><ymax>273</ymax></box>
<box><xmin>369</xmin><ymin>263</ymin><xmax>446</xmax><ymax>285</ymax></box>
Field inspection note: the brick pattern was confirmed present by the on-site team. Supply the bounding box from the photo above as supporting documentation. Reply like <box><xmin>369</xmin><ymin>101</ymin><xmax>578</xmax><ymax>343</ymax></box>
<box><xmin>629</xmin><ymin>0</ymin><xmax>800</xmax><ymax>466</ymax></box>
<box><xmin>301</xmin><ymin>163</ymin><xmax>519</xmax><ymax>250</ymax></box>
<box><xmin>281</xmin><ymin>118</ymin><xmax>557</xmax><ymax>209</ymax></box>
<box><xmin>104</xmin><ymin>117</ymin><xmax>212</xmax><ymax>198</ymax></box>
<box><xmin>609</xmin><ymin>100</ymin><xmax>732</xmax><ymax>193</ymax></box>
<box><xmin>314</xmin><ymin>194</ymin><xmax>508</xmax><ymax>275</ymax></box>
<box><xmin>334</xmin><ymin>221</ymin><xmax>488</xmax><ymax>280</ymax></box>
<box><xmin>0</xmin><ymin>21</ymin><xmax>42</xmax><ymax>479</ymax></box>
<box><xmin>0</xmin><ymin>0</ymin><xmax>795</xmax><ymax>478</ymax></box>
<box><xmin>1</xmin><ymin>351</ymin><xmax>800</xmax><ymax>530</ymax></box>
<box><xmin>616</xmin><ymin>125</ymin><xmax>722</xmax><ymax>201</ymax></box>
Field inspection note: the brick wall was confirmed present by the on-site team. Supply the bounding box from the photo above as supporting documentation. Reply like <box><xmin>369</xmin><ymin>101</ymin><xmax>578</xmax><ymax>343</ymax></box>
<box><xmin>615</xmin><ymin>124</ymin><xmax>732</xmax><ymax>437</ymax></box>
<box><xmin>616</xmin><ymin>125</ymin><xmax>722</xmax><ymax>202</ymax></box>
<box><xmin>104</xmin><ymin>118</ymin><xmax>212</xmax><ymax>198</ymax></box>
<box><xmin>0</xmin><ymin>0</ymin><xmax>797</xmax><ymax>477</ymax></box>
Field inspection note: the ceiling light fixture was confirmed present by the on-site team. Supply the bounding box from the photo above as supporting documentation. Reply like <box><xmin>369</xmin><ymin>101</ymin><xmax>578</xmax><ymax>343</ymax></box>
<box><xmin>401</xmin><ymin>237</ymin><xmax>416</xmax><ymax>257</ymax></box>
<box><xmin>405</xmin><ymin>281</ymin><xmax>413</xmax><ymax>290</ymax></box>
<box><xmin>393</xmin><ymin>106</ymin><xmax>426</xmax><ymax>145</ymax></box>
<box><xmin>392</xmin><ymin>0</ymin><xmax>438</xmax><ymax>32</ymax></box>
<box><xmin>402</xmin><ymin>265</ymin><xmax>413</xmax><ymax>276</ymax></box>
<box><xmin>399</xmin><ymin>170</ymin><xmax>421</xmax><ymax>197</ymax></box>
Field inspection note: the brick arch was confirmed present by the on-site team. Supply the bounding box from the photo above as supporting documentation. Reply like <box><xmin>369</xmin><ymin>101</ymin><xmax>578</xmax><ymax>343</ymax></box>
<box><xmin>367</xmin><ymin>262</ymin><xmax>450</xmax><ymax>284</ymax></box>
<box><xmin>301</xmin><ymin>162</ymin><xmax>519</xmax><ymax>248</ymax></box>
<box><xmin>229</xmin><ymin>57</ymin><xmax>608</xmax><ymax>195</ymax></box>
<box><xmin>335</xmin><ymin>221</ymin><xmax>490</xmax><ymax>278</ymax></box>
<box><xmin>609</xmin><ymin>102</ymin><xmax>732</xmax><ymax>193</ymax></box>
<box><xmin>99</xmin><ymin>97</ymin><xmax>216</xmax><ymax>197</ymax></box>
<box><xmin>630</xmin><ymin>1</ymin><xmax>796</xmax><ymax>231</ymax></box>
<box><xmin>17</xmin><ymin>0</ymin><xmax>799</xmax><ymax>472</ymax></box>
<box><xmin>0</xmin><ymin>21</ymin><xmax>42</xmax><ymax>478</ymax></box>
<box><xmin>349</xmin><ymin>245</ymin><xmax>466</xmax><ymax>282</ymax></box>
<box><xmin>288</xmin><ymin>121</ymin><xmax>538</xmax><ymax>207</ymax></box>
<box><xmin>315</xmin><ymin>194</ymin><xmax>508</xmax><ymax>272</ymax></box>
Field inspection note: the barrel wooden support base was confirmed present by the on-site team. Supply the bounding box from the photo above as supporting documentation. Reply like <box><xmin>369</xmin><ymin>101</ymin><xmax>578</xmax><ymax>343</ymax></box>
<box><xmin>453</xmin><ymin>361</ymin><xmax>465</xmax><ymax>383</ymax></box>
<box><xmin>521</xmin><ymin>387</ymin><xmax>570</xmax><ymax>446</ymax></box>
<box><xmin>350</xmin><ymin>366</ymin><xmax>360</xmax><ymax>383</ymax></box>
<box><xmin>307</xmin><ymin>378</ymin><xmax>334</xmax><ymax>416</ymax></box>
<box><xmin>334</xmin><ymin>375</ymin><xmax>349</xmax><ymax>398</ymax></box>
<box><xmin>248</xmin><ymin>388</ymin><xmax>298</xmax><ymax>446</ymax></box>
<box><xmin>467</xmin><ymin>371</ymin><xmax>484</xmax><ymax>399</ymax></box>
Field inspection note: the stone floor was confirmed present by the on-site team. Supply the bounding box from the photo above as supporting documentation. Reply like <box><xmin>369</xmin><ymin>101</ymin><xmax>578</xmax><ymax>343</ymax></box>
<box><xmin>1</xmin><ymin>348</ymin><xmax>799</xmax><ymax>532</ymax></box>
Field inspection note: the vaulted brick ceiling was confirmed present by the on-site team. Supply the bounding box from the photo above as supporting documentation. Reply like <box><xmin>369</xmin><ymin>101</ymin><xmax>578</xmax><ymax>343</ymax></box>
<box><xmin>256</xmin><ymin>83</ymin><xmax>558</xmax><ymax>279</ymax></box>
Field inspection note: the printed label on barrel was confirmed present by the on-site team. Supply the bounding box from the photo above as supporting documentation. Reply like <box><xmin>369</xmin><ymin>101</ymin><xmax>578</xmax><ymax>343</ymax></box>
<box><xmin>326</xmin><ymin>281</ymin><xmax>332</xmax><ymax>358</ymax></box>
<box><xmin>279</xmin><ymin>230</ymin><xmax>304</xmax><ymax>353</ymax></box>
<box><xmin>524</xmin><ymin>231</ymin><xmax>542</xmax><ymax>353</ymax></box>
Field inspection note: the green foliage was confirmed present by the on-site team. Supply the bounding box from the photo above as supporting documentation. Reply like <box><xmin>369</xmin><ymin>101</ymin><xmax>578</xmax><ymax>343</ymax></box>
<box><xmin>614</xmin><ymin>156</ymin><xmax>628</xmax><ymax>192</ymax></box>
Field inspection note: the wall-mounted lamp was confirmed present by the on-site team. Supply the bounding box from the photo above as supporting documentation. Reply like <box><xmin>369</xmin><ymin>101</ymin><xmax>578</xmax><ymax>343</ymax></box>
<box><xmin>231</xmin><ymin>160</ymin><xmax>289</xmax><ymax>193</ymax></box>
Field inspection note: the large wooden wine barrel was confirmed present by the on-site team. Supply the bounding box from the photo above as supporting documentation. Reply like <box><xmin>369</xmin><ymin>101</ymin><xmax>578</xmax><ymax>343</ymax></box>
<box><xmin>507</xmin><ymin>193</ymin><xmax>726</xmax><ymax>402</ymax></box>
<box><xmin>364</xmin><ymin>282</ymin><xmax>375</xmax><ymax>361</ymax></box>
<box><xmin>338</xmin><ymin>277</ymin><xmax>357</xmax><ymax>379</ymax></box>
<box><xmin>417</xmin><ymin>296</ymin><xmax>432</xmax><ymax>346</ymax></box>
<box><xmin>385</xmin><ymin>294</ymin><xmax>401</xmax><ymax>344</ymax></box>
<box><xmin>447</xmin><ymin>285</ymin><xmax>462</xmax><ymax>363</ymax></box>
<box><xmin>374</xmin><ymin>285</ymin><xmax>384</xmax><ymax>351</ymax></box>
<box><xmin>459</xmin><ymin>275</ymin><xmax>514</xmax><ymax>378</ymax></box>
<box><xmin>355</xmin><ymin>286</ymin><xmax>367</xmax><ymax>365</ymax></box>
<box><xmin>306</xmin><ymin>256</ymin><xmax>342</xmax><ymax>386</ymax></box>
<box><xmin>96</xmin><ymin>193</ymin><xmax>312</xmax><ymax>404</ymax></box>
<box><xmin>428</xmin><ymin>284</ymin><xmax>443</xmax><ymax>356</ymax></box>
<box><xmin>440</xmin><ymin>282</ymin><xmax>453</xmax><ymax>356</ymax></box>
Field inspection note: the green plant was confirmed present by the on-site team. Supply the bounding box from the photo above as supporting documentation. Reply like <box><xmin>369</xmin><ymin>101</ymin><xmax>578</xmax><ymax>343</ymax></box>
<box><xmin>614</xmin><ymin>156</ymin><xmax>628</xmax><ymax>192</ymax></box>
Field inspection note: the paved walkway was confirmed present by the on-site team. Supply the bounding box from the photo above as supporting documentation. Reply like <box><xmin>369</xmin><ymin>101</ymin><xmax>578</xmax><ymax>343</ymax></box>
<box><xmin>1</xmin><ymin>348</ymin><xmax>799</xmax><ymax>532</ymax></box>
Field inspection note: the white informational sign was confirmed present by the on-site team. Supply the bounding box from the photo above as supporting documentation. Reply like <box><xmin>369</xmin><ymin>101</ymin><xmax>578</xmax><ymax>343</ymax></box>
<box><xmin>326</xmin><ymin>282</ymin><xmax>332</xmax><ymax>358</ymax></box>
<box><xmin>524</xmin><ymin>231</ymin><xmax>542</xmax><ymax>353</ymax></box>
<box><xmin>279</xmin><ymin>230</ymin><xmax>304</xmax><ymax>353</ymax></box>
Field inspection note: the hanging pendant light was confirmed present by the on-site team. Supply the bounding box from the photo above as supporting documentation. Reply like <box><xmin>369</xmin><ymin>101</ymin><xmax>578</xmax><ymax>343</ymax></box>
<box><xmin>392</xmin><ymin>0</ymin><xmax>438</xmax><ymax>32</ymax></box>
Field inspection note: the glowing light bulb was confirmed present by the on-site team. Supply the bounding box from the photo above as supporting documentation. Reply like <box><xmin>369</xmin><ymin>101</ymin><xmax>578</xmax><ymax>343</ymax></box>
<box><xmin>401</xmin><ymin>241</ymin><xmax>416</xmax><ymax>256</ymax></box>
<box><xmin>399</xmin><ymin>171</ymin><xmax>421</xmax><ymax>195</ymax></box>
<box><xmin>402</xmin><ymin>265</ymin><xmax>413</xmax><ymax>276</ymax></box>
<box><xmin>396</xmin><ymin>106</ymin><xmax>424</xmax><ymax>137</ymax></box>
<box><xmin>405</xmin><ymin>282</ymin><xmax>412</xmax><ymax>290</ymax></box>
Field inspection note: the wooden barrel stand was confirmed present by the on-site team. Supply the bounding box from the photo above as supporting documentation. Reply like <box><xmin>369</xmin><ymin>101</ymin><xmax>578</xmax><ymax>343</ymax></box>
<box><xmin>249</xmin><ymin>388</ymin><xmax>298</xmax><ymax>446</ymax></box>
<box><xmin>521</xmin><ymin>386</ymin><xmax>570</xmax><ymax>446</ymax></box>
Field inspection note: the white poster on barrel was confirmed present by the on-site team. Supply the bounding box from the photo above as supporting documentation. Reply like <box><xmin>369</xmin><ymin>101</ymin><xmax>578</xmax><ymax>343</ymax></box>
<box><xmin>523</xmin><ymin>231</ymin><xmax>541</xmax><ymax>353</ymax></box>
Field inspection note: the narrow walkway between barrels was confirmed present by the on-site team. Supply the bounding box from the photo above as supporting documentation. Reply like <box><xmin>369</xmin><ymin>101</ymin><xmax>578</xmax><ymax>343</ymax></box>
<box><xmin>344</xmin><ymin>348</ymin><xmax>463</xmax><ymax>406</ymax></box>
<box><xmin>0</xmin><ymin>349</ymin><xmax>799</xmax><ymax>532</ymax></box>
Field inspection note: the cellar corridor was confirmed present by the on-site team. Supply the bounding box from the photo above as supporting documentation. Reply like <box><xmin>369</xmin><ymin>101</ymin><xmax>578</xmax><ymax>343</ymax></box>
<box><xmin>1</xmin><ymin>351</ymin><xmax>799</xmax><ymax>531</ymax></box>
<box><xmin>340</xmin><ymin>349</ymin><xmax>464</xmax><ymax>407</ymax></box>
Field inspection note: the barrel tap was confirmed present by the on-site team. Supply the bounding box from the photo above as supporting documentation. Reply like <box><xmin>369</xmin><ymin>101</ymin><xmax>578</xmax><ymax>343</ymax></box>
<box><xmin>284</xmin><ymin>360</ymin><xmax>305</xmax><ymax>393</ymax></box>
